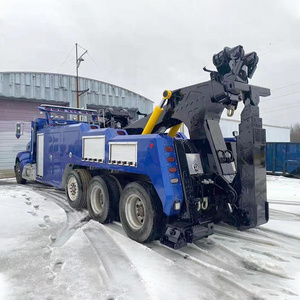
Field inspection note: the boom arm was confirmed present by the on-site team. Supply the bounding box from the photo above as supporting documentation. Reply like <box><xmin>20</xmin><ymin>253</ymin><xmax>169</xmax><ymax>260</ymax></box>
<box><xmin>126</xmin><ymin>45</ymin><xmax>268</xmax><ymax>138</ymax></box>
<box><xmin>126</xmin><ymin>45</ymin><xmax>270</xmax><ymax>230</ymax></box>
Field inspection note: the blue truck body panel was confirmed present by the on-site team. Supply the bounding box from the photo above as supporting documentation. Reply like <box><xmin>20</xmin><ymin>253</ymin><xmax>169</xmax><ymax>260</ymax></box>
<box><xmin>31</xmin><ymin>122</ymin><xmax>183</xmax><ymax>216</ymax></box>
<box><xmin>266</xmin><ymin>142</ymin><xmax>300</xmax><ymax>176</ymax></box>
<box><xmin>16</xmin><ymin>151</ymin><xmax>31</xmax><ymax>164</ymax></box>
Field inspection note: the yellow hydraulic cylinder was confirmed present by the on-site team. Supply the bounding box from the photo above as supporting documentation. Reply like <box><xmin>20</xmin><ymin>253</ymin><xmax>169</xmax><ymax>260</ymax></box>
<box><xmin>168</xmin><ymin>123</ymin><xmax>182</xmax><ymax>138</ymax></box>
<box><xmin>142</xmin><ymin>90</ymin><xmax>172</xmax><ymax>135</ymax></box>
<box><xmin>141</xmin><ymin>106</ymin><xmax>163</xmax><ymax>135</ymax></box>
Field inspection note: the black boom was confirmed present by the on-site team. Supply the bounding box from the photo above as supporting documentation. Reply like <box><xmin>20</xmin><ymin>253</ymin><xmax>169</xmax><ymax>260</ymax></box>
<box><xmin>126</xmin><ymin>45</ymin><xmax>270</xmax><ymax>248</ymax></box>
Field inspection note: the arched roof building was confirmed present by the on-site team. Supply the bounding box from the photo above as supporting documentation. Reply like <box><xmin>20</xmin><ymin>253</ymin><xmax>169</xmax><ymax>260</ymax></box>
<box><xmin>0</xmin><ymin>72</ymin><xmax>153</xmax><ymax>176</ymax></box>
<box><xmin>0</xmin><ymin>72</ymin><xmax>153</xmax><ymax>118</ymax></box>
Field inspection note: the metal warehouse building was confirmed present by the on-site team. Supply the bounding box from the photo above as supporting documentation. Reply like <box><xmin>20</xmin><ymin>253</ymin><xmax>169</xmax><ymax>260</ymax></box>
<box><xmin>219</xmin><ymin>118</ymin><xmax>290</xmax><ymax>142</ymax></box>
<box><xmin>0</xmin><ymin>72</ymin><xmax>153</xmax><ymax>177</ymax></box>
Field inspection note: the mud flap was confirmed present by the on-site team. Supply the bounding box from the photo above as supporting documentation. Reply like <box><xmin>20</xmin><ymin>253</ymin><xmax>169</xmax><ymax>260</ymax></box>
<box><xmin>160</xmin><ymin>222</ymin><xmax>214</xmax><ymax>250</ymax></box>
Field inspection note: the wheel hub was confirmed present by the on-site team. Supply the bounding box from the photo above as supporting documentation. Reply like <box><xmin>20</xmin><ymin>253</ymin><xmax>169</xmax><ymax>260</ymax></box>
<box><xmin>68</xmin><ymin>177</ymin><xmax>78</xmax><ymax>202</ymax></box>
<box><xmin>70</xmin><ymin>183</ymin><xmax>77</xmax><ymax>194</ymax></box>
<box><xmin>90</xmin><ymin>185</ymin><xmax>104</xmax><ymax>215</ymax></box>
<box><xmin>125</xmin><ymin>194</ymin><xmax>145</xmax><ymax>230</ymax></box>
<box><xmin>136</xmin><ymin>201</ymin><xmax>144</xmax><ymax>220</ymax></box>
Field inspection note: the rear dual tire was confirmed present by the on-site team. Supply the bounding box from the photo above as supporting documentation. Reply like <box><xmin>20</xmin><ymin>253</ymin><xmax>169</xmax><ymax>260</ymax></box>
<box><xmin>119</xmin><ymin>182</ymin><xmax>165</xmax><ymax>243</ymax></box>
<box><xmin>87</xmin><ymin>175</ymin><xmax>120</xmax><ymax>223</ymax></box>
<box><xmin>66</xmin><ymin>171</ymin><xmax>164</xmax><ymax>244</ymax></box>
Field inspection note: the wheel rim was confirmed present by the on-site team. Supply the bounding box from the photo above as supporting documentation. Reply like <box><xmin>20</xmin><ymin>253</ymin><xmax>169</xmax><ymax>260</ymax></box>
<box><xmin>125</xmin><ymin>194</ymin><xmax>145</xmax><ymax>230</ymax></box>
<box><xmin>68</xmin><ymin>176</ymin><xmax>78</xmax><ymax>202</ymax></box>
<box><xmin>90</xmin><ymin>185</ymin><xmax>105</xmax><ymax>215</ymax></box>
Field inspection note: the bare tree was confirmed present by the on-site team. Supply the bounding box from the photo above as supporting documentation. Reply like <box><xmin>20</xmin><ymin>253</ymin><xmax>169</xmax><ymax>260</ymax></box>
<box><xmin>290</xmin><ymin>123</ymin><xmax>300</xmax><ymax>142</ymax></box>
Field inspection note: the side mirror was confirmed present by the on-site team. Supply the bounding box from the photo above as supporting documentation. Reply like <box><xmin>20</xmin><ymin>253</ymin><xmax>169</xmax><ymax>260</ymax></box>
<box><xmin>16</xmin><ymin>123</ymin><xmax>22</xmax><ymax>139</ymax></box>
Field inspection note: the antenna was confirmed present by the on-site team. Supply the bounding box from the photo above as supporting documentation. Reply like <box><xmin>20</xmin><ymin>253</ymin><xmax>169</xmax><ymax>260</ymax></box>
<box><xmin>75</xmin><ymin>43</ymin><xmax>89</xmax><ymax>110</ymax></box>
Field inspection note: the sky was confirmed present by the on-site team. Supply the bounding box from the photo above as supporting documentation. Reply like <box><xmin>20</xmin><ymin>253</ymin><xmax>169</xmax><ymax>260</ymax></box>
<box><xmin>0</xmin><ymin>0</ymin><xmax>300</xmax><ymax>126</ymax></box>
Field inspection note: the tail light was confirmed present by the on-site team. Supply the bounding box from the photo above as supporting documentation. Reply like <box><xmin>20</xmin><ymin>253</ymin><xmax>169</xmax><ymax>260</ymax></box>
<box><xmin>165</xmin><ymin>146</ymin><xmax>174</xmax><ymax>152</ymax></box>
<box><xmin>169</xmin><ymin>167</ymin><xmax>177</xmax><ymax>173</ymax></box>
<box><xmin>117</xmin><ymin>130</ymin><xmax>126</xmax><ymax>135</ymax></box>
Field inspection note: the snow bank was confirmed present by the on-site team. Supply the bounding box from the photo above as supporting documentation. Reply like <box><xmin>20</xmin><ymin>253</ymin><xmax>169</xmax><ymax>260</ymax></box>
<box><xmin>0</xmin><ymin>176</ymin><xmax>299</xmax><ymax>299</ymax></box>
<box><xmin>0</xmin><ymin>274</ymin><xmax>8</xmax><ymax>300</ymax></box>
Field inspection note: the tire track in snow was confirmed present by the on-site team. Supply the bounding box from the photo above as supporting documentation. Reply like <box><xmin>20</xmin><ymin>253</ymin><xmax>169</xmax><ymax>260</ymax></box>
<box><xmin>83</xmin><ymin>217</ymin><xmax>299</xmax><ymax>299</ymax></box>
<box><xmin>269</xmin><ymin>208</ymin><xmax>300</xmax><ymax>220</ymax></box>
<box><xmin>213</xmin><ymin>215</ymin><xmax>300</xmax><ymax>250</ymax></box>
<box><xmin>257</xmin><ymin>226</ymin><xmax>300</xmax><ymax>243</ymax></box>
<box><xmin>83</xmin><ymin>225</ymin><xmax>150</xmax><ymax>300</ymax></box>
<box><xmin>148</xmin><ymin>241</ymin><xmax>262</xmax><ymax>299</ymax></box>
<box><xmin>38</xmin><ymin>189</ymin><xmax>150</xmax><ymax>299</ymax></box>
<box><xmin>210</xmin><ymin>235</ymin><xmax>298</xmax><ymax>297</ymax></box>
<box><xmin>214</xmin><ymin>225</ymin><xmax>280</xmax><ymax>247</ymax></box>
<box><xmin>40</xmin><ymin>191</ymin><xmax>90</xmax><ymax>247</ymax></box>
<box><xmin>211</xmin><ymin>226</ymin><xmax>300</xmax><ymax>298</ymax></box>
<box><xmin>107</xmin><ymin>222</ymin><xmax>263</xmax><ymax>299</ymax></box>
<box><xmin>28</xmin><ymin>182</ymin><xmax>58</xmax><ymax>192</ymax></box>
<box><xmin>214</xmin><ymin>224</ymin><xmax>300</xmax><ymax>259</ymax></box>
<box><xmin>268</xmin><ymin>199</ymin><xmax>300</xmax><ymax>206</ymax></box>
<box><xmin>105</xmin><ymin>224</ymin><xmax>259</xmax><ymax>300</ymax></box>
<box><xmin>213</xmin><ymin>227</ymin><xmax>300</xmax><ymax>263</ymax></box>
<box><xmin>35</xmin><ymin>187</ymin><xmax>299</xmax><ymax>299</ymax></box>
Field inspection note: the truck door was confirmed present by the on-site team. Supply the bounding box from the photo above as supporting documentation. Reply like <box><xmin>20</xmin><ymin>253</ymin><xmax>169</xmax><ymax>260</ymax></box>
<box><xmin>48</xmin><ymin>132</ymin><xmax>62</xmax><ymax>186</ymax></box>
<box><xmin>40</xmin><ymin>131</ymin><xmax>62</xmax><ymax>187</ymax></box>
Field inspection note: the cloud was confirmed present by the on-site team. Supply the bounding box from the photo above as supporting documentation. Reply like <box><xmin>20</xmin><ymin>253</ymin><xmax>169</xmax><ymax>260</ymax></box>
<box><xmin>0</xmin><ymin>0</ymin><xmax>299</xmax><ymax>125</ymax></box>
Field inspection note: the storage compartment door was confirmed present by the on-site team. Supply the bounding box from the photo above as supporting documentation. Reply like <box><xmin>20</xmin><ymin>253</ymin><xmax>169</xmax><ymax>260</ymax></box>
<box><xmin>37</xmin><ymin>133</ymin><xmax>44</xmax><ymax>177</ymax></box>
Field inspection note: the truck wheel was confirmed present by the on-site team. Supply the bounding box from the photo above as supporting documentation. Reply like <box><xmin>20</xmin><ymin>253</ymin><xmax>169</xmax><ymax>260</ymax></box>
<box><xmin>108</xmin><ymin>175</ymin><xmax>122</xmax><ymax>198</ymax></box>
<box><xmin>76</xmin><ymin>169</ymin><xmax>92</xmax><ymax>208</ymax></box>
<box><xmin>66</xmin><ymin>169</ymin><xmax>91</xmax><ymax>209</ymax></box>
<box><xmin>106</xmin><ymin>175</ymin><xmax>121</xmax><ymax>220</ymax></box>
<box><xmin>15</xmin><ymin>161</ymin><xmax>26</xmax><ymax>184</ymax></box>
<box><xmin>119</xmin><ymin>182</ymin><xmax>164</xmax><ymax>243</ymax></box>
<box><xmin>87</xmin><ymin>176</ymin><xmax>117</xmax><ymax>223</ymax></box>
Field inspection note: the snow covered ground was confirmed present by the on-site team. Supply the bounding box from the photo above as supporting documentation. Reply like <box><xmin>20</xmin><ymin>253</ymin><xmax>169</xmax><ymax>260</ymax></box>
<box><xmin>0</xmin><ymin>175</ymin><xmax>299</xmax><ymax>300</ymax></box>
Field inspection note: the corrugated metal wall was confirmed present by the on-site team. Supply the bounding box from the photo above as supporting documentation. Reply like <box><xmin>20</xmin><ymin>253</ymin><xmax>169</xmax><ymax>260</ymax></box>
<box><xmin>0</xmin><ymin>98</ymin><xmax>67</xmax><ymax>174</ymax></box>
<box><xmin>0</xmin><ymin>120</ymin><xmax>31</xmax><ymax>173</ymax></box>
<box><xmin>0</xmin><ymin>72</ymin><xmax>154</xmax><ymax>177</ymax></box>
<box><xmin>0</xmin><ymin>72</ymin><xmax>153</xmax><ymax>114</ymax></box>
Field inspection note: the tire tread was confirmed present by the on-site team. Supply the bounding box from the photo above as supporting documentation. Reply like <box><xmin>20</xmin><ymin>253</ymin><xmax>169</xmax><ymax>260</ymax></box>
<box><xmin>119</xmin><ymin>181</ymin><xmax>165</xmax><ymax>243</ymax></box>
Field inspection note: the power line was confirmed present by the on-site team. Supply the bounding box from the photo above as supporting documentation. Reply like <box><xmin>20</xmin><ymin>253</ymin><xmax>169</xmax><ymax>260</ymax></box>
<box><xmin>86</xmin><ymin>52</ymin><xmax>110</xmax><ymax>83</ymax></box>
<box><xmin>272</xmin><ymin>81</ymin><xmax>300</xmax><ymax>92</ymax></box>
<box><xmin>57</xmin><ymin>45</ymin><xmax>75</xmax><ymax>72</ymax></box>
<box><xmin>77</xmin><ymin>44</ymin><xmax>88</xmax><ymax>52</ymax></box>
<box><xmin>262</xmin><ymin>89</ymin><xmax>300</xmax><ymax>102</ymax></box>
<box><xmin>45</xmin><ymin>58</ymin><xmax>73</xmax><ymax>72</ymax></box>
<box><xmin>259</xmin><ymin>37</ymin><xmax>300</xmax><ymax>57</ymax></box>
<box><xmin>260</xmin><ymin>99</ymin><xmax>298</xmax><ymax>112</ymax></box>
<box><xmin>260</xmin><ymin>45</ymin><xmax>283</xmax><ymax>56</ymax></box>
<box><xmin>262</xmin><ymin>102</ymin><xmax>300</xmax><ymax>114</ymax></box>
<box><xmin>45</xmin><ymin>45</ymin><xmax>75</xmax><ymax>72</ymax></box>
<box><xmin>262</xmin><ymin>109</ymin><xmax>300</xmax><ymax>125</ymax></box>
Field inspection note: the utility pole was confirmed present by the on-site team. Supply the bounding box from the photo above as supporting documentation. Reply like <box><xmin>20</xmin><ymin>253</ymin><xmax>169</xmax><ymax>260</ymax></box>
<box><xmin>75</xmin><ymin>43</ymin><xmax>88</xmax><ymax>109</ymax></box>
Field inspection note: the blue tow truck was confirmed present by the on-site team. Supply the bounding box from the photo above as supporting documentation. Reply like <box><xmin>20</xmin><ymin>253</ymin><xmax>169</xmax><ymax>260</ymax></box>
<box><xmin>15</xmin><ymin>46</ymin><xmax>270</xmax><ymax>249</ymax></box>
